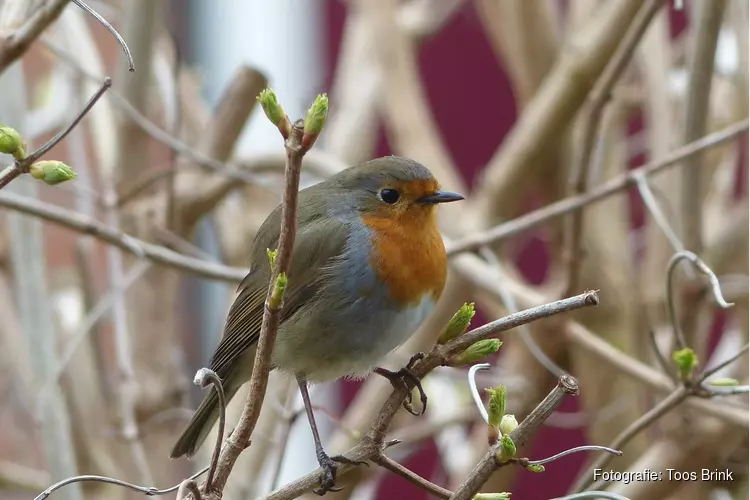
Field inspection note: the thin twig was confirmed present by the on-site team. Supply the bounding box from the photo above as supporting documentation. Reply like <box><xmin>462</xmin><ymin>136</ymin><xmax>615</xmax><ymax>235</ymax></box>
<box><xmin>193</xmin><ymin>369</ymin><xmax>227</xmax><ymax>493</ymax></box>
<box><xmin>707</xmin><ymin>385</ymin><xmax>750</xmax><ymax>396</ymax></box>
<box><xmin>446</xmin><ymin>120</ymin><xmax>749</xmax><ymax>256</ymax></box>
<box><xmin>527</xmin><ymin>445</ymin><xmax>622</xmax><ymax>466</ymax></box>
<box><xmin>0</xmin><ymin>77</ymin><xmax>111</xmax><ymax>189</ymax></box>
<box><xmin>666</xmin><ymin>250</ymin><xmax>734</xmax><ymax>350</ymax></box>
<box><xmin>648</xmin><ymin>328</ymin><xmax>677</xmax><ymax>384</ymax></box>
<box><xmin>202</xmin><ymin>120</ymin><xmax>307</xmax><ymax>497</ymax></box>
<box><xmin>34</xmin><ymin>466</ymin><xmax>209</xmax><ymax>500</ymax></box>
<box><xmin>573</xmin><ymin>387</ymin><xmax>688</xmax><ymax>492</ymax></box>
<box><xmin>0</xmin><ymin>0</ymin><xmax>70</xmax><ymax>74</ymax></box>
<box><xmin>563</xmin><ymin>0</ymin><xmax>666</xmax><ymax>295</ymax></box>
<box><xmin>699</xmin><ymin>343</ymin><xmax>750</xmax><ymax>382</ymax></box>
<box><xmin>373</xmin><ymin>454</ymin><xmax>452</xmax><ymax>499</ymax></box>
<box><xmin>70</xmin><ymin>0</ymin><xmax>133</xmax><ymax>71</ymax></box>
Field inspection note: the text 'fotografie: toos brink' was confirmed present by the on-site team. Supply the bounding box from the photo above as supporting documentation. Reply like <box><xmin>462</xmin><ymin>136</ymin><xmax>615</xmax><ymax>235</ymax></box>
<box><xmin>594</xmin><ymin>468</ymin><xmax>735</xmax><ymax>484</ymax></box>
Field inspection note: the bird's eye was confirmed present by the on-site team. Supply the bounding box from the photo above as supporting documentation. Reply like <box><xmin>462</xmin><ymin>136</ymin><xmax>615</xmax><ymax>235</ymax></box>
<box><xmin>379</xmin><ymin>188</ymin><xmax>400</xmax><ymax>204</ymax></box>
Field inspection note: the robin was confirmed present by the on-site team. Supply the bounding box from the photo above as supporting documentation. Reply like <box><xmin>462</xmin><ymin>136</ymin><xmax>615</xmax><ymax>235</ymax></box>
<box><xmin>170</xmin><ymin>156</ymin><xmax>463</xmax><ymax>494</ymax></box>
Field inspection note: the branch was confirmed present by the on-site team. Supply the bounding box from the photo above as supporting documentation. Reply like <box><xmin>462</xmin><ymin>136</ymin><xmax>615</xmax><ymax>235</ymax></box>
<box><xmin>0</xmin><ymin>0</ymin><xmax>70</xmax><ymax>74</ymax></box>
<box><xmin>0</xmin><ymin>77</ymin><xmax>111</xmax><ymax>189</ymax></box>
<box><xmin>446</xmin><ymin>120</ymin><xmax>749</xmax><ymax>256</ymax></box>
<box><xmin>563</xmin><ymin>0</ymin><xmax>665</xmax><ymax>295</ymax></box>
<box><xmin>449</xmin><ymin>375</ymin><xmax>580</xmax><ymax>500</ymax></box>
<box><xmin>373</xmin><ymin>454</ymin><xmax>452</xmax><ymax>500</ymax></box>
<box><xmin>199</xmin><ymin>95</ymin><xmax>317</xmax><ymax>496</ymax></box>
<box><xmin>256</xmin><ymin>293</ymin><xmax>599</xmax><ymax>500</ymax></box>
<box><xmin>0</xmin><ymin>190</ymin><xmax>247</xmax><ymax>282</ymax></box>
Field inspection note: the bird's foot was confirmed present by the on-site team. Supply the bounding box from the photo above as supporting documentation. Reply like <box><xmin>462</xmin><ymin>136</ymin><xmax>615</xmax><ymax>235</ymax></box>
<box><xmin>313</xmin><ymin>451</ymin><xmax>368</xmax><ymax>496</ymax></box>
<box><xmin>374</xmin><ymin>352</ymin><xmax>428</xmax><ymax>416</ymax></box>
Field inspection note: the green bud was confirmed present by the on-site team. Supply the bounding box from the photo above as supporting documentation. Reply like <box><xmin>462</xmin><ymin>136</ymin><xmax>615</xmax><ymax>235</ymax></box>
<box><xmin>473</xmin><ymin>494</ymin><xmax>511</xmax><ymax>500</ymax></box>
<box><xmin>0</xmin><ymin>125</ymin><xmax>25</xmax><ymax>159</ymax></box>
<box><xmin>267</xmin><ymin>248</ymin><xmax>278</xmax><ymax>268</ymax></box>
<box><xmin>448</xmin><ymin>339</ymin><xmax>502</xmax><ymax>367</ymax></box>
<box><xmin>29</xmin><ymin>160</ymin><xmax>76</xmax><ymax>185</ymax></box>
<box><xmin>526</xmin><ymin>463</ymin><xmax>545</xmax><ymax>473</ymax></box>
<box><xmin>258</xmin><ymin>88</ymin><xmax>285</xmax><ymax>125</ymax></box>
<box><xmin>485</xmin><ymin>385</ymin><xmax>506</xmax><ymax>428</ymax></box>
<box><xmin>303</xmin><ymin>93</ymin><xmax>328</xmax><ymax>142</ymax></box>
<box><xmin>258</xmin><ymin>88</ymin><xmax>291</xmax><ymax>137</ymax></box>
<box><xmin>438</xmin><ymin>302</ymin><xmax>475</xmax><ymax>344</ymax></box>
<box><xmin>672</xmin><ymin>347</ymin><xmax>698</xmax><ymax>381</ymax></box>
<box><xmin>497</xmin><ymin>434</ymin><xmax>516</xmax><ymax>462</ymax></box>
<box><xmin>499</xmin><ymin>414</ymin><xmax>518</xmax><ymax>435</ymax></box>
<box><xmin>269</xmin><ymin>272</ymin><xmax>288</xmax><ymax>308</ymax></box>
<box><xmin>708</xmin><ymin>377</ymin><xmax>740</xmax><ymax>387</ymax></box>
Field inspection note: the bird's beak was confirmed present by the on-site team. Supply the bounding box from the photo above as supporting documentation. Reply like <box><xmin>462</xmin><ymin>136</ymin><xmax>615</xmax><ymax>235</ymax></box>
<box><xmin>419</xmin><ymin>190</ymin><xmax>465</xmax><ymax>204</ymax></box>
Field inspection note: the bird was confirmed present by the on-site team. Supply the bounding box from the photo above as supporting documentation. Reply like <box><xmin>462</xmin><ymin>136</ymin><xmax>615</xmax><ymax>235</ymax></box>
<box><xmin>170</xmin><ymin>156</ymin><xmax>463</xmax><ymax>495</ymax></box>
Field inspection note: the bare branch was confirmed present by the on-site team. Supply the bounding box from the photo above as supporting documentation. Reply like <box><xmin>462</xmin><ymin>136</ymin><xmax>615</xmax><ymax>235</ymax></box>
<box><xmin>0</xmin><ymin>190</ymin><xmax>247</xmax><ymax>282</ymax></box>
<box><xmin>373</xmin><ymin>454</ymin><xmax>452</xmax><ymax>499</ymax></box>
<box><xmin>446</xmin><ymin>120</ymin><xmax>749</xmax><ymax>256</ymax></box>
<box><xmin>563</xmin><ymin>0</ymin><xmax>666</xmax><ymax>294</ymax></box>
<box><xmin>0</xmin><ymin>0</ymin><xmax>70</xmax><ymax>74</ymax></box>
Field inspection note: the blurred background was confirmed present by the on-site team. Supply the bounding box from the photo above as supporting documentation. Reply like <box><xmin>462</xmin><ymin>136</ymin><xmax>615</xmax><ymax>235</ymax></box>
<box><xmin>0</xmin><ymin>0</ymin><xmax>747</xmax><ymax>499</ymax></box>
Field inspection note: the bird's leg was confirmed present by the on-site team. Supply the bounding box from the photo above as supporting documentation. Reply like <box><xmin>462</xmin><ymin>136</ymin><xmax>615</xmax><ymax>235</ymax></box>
<box><xmin>296</xmin><ymin>378</ymin><xmax>368</xmax><ymax>496</ymax></box>
<box><xmin>373</xmin><ymin>352</ymin><xmax>428</xmax><ymax>416</ymax></box>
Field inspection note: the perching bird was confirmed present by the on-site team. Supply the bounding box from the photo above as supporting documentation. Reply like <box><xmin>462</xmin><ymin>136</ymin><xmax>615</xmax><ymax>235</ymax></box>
<box><xmin>170</xmin><ymin>156</ymin><xmax>463</xmax><ymax>494</ymax></box>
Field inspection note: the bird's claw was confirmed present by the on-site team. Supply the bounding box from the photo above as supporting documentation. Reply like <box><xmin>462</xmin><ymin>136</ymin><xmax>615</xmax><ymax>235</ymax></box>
<box><xmin>313</xmin><ymin>452</ymin><xmax>368</xmax><ymax>495</ymax></box>
<box><xmin>374</xmin><ymin>352</ymin><xmax>428</xmax><ymax>416</ymax></box>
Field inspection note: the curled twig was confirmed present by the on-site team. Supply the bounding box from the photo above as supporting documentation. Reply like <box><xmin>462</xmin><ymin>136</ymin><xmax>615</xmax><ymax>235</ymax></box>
<box><xmin>666</xmin><ymin>250</ymin><xmax>734</xmax><ymax>350</ymax></box>
<box><xmin>193</xmin><ymin>368</ymin><xmax>227</xmax><ymax>492</ymax></box>
<box><xmin>71</xmin><ymin>0</ymin><xmax>134</xmax><ymax>71</ymax></box>
<box><xmin>468</xmin><ymin>363</ymin><xmax>492</xmax><ymax>423</ymax></box>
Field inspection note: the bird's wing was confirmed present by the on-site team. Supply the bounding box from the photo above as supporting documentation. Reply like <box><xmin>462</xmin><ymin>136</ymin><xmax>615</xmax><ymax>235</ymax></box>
<box><xmin>208</xmin><ymin>206</ymin><xmax>350</xmax><ymax>379</ymax></box>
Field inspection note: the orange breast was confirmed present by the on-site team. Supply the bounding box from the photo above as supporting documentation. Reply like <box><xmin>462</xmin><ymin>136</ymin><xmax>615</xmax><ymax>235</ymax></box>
<box><xmin>362</xmin><ymin>208</ymin><xmax>447</xmax><ymax>305</ymax></box>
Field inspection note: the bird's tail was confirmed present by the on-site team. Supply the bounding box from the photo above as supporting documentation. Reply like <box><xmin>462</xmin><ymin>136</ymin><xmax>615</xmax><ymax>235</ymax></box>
<box><xmin>170</xmin><ymin>374</ymin><xmax>242</xmax><ymax>459</ymax></box>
